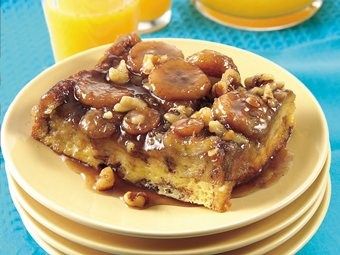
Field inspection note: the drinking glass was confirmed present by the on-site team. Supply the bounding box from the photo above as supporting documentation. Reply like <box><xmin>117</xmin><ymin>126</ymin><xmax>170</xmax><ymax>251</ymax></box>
<box><xmin>42</xmin><ymin>0</ymin><xmax>139</xmax><ymax>62</ymax></box>
<box><xmin>138</xmin><ymin>0</ymin><xmax>172</xmax><ymax>33</ymax></box>
<box><xmin>193</xmin><ymin>0</ymin><xmax>323</xmax><ymax>31</ymax></box>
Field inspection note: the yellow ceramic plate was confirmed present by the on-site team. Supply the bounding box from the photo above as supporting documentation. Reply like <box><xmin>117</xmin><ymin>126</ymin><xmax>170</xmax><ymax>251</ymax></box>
<box><xmin>268</xmin><ymin>178</ymin><xmax>331</xmax><ymax>255</ymax></box>
<box><xmin>9</xmin><ymin>176</ymin><xmax>330</xmax><ymax>255</ymax></box>
<box><xmin>1</xmin><ymin>38</ymin><xmax>329</xmax><ymax>238</ymax></box>
<box><xmin>6</xmin><ymin>153</ymin><xmax>329</xmax><ymax>254</ymax></box>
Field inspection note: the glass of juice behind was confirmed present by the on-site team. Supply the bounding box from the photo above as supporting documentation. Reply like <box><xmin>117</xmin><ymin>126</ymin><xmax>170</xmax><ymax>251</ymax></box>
<box><xmin>193</xmin><ymin>0</ymin><xmax>323</xmax><ymax>31</ymax></box>
<box><xmin>138</xmin><ymin>0</ymin><xmax>172</xmax><ymax>33</ymax></box>
<box><xmin>42</xmin><ymin>0</ymin><xmax>139</xmax><ymax>62</ymax></box>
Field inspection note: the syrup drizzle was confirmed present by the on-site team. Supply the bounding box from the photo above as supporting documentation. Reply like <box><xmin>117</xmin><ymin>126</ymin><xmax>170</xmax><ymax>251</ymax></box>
<box><xmin>62</xmin><ymin>148</ymin><xmax>292</xmax><ymax>208</ymax></box>
<box><xmin>61</xmin><ymin>156</ymin><xmax>191</xmax><ymax>208</ymax></box>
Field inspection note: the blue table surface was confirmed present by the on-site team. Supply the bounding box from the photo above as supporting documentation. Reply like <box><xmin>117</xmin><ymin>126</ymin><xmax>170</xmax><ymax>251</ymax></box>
<box><xmin>1</xmin><ymin>0</ymin><xmax>339</xmax><ymax>254</ymax></box>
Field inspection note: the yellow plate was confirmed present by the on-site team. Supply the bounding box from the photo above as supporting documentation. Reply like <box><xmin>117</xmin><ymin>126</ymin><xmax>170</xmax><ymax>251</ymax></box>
<box><xmin>8</xmin><ymin>175</ymin><xmax>330</xmax><ymax>255</ymax></box>
<box><xmin>6</xmin><ymin>152</ymin><xmax>329</xmax><ymax>254</ymax></box>
<box><xmin>1</xmin><ymin>38</ymin><xmax>329</xmax><ymax>238</ymax></box>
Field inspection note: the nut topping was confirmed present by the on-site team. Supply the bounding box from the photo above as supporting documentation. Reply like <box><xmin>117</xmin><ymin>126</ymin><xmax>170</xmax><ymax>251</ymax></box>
<box><xmin>113</xmin><ymin>96</ymin><xmax>147</xmax><ymax>112</ymax></box>
<box><xmin>191</xmin><ymin>107</ymin><xmax>213</xmax><ymax>126</ymax></box>
<box><xmin>212</xmin><ymin>69</ymin><xmax>242</xmax><ymax>97</ymax></box>
<box><xmin>245</xmin><ymin>95</ymin><xmax>261</xmax><ymax>108</ymax></box>
<box><xmin>123</xmin><ymin>191</ymin><xmax>148</xmax><ymax>208</ymax></box>
<box><xmin>94</xmin><ymin>167</ymin><xmax>115</xmax><ymax>191</ymax></box>
<box><xmin>164</xmin><ymin>105</ymin><xmax>194</xmax><ymax>124</ymax></box>
<box><xmin>141</xmin><ymin>54</ymin><xmax>168</xmax><ymax>75</ymax></box>
<box><xmin>108</xmin><ymin>60</ymin><xmax>129</xmax><ymax>84</ymax></box>
<box><xmin>208</xmin><ymin>120</ymin><xmax>226</xmax><ymax>136</ymax></box>
<box><xmin>244</xmin><ymin>73</ymin><xmax>274</xmax><ymax>89</ymax></box>
<box><xmin>102</xmin><ymin>111</ymin><xmax>113</xmax><ymax>119</ymax></box>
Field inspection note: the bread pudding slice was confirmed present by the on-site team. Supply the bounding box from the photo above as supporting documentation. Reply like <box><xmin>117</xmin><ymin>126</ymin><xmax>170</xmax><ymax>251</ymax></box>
<box><xmin>32</xmin><ymin>34</ymin><xmax>295</xmax><ymax>212</ymax></box>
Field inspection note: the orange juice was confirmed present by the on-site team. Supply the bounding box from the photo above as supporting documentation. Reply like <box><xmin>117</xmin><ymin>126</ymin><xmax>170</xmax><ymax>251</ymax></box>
<box><xmin>199</xmin><ymin>0</ymin><xmax>313</xmax><ymax>18</ymax></box>
<box><xmin>139</xmin><ymin>0</ymin><xmax>171</xmax><ymax>21</ymax></box>
<box><xmin>43</xmin><ymin>0</ymin><xmax>139</xmax><ymax>61</ymax></box>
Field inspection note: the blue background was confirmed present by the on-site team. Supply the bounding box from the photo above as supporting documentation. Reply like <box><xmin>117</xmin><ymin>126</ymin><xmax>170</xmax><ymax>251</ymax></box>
<box><xmin>1</xmin><ymin>0</ymin><xmax>339</xmax><ymax>254</ymax></box>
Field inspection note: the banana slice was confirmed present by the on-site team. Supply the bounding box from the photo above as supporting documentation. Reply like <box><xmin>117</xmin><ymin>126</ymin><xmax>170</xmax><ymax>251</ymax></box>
<box><xmin>79</xmin><ymin>109</ymin><xmax>117</xmax><ymax>139</ymax></box>
<box><xmin>127</xmin><ymin>41</ymin><xmax>184</xmax><ymax>73</ymax></box>
<box><xmin>212</xmin><ymin>91</ymin><xmax>274</xmax><ymax>139</ymax></box>
<box><xmin>187</xmin><ymin>50</ymin><xmax>238</xmax><ymax>78</ymax></box>
<box><xmin>171</xmin><ymin>118</ymin><xmax>205</xmax><ymax>136</ymax></box>
<box><xmin>148</xmin><ymin>59</ymin><xmax>211</xmax><ymax>101</ymax></box>
<box><xmin>122</xmin><ymin>108</ymin><xmax>160</xmax><ymax>135</ymax></box>
<box><xmin>75</xmin><ymin>81</ymin><xmax>132</xmax><ymax>108</ymax></box>
<box><xmin>96</xmin><ymin>33</ymin><xmax>141</xmax><ymax>71</ymax></box>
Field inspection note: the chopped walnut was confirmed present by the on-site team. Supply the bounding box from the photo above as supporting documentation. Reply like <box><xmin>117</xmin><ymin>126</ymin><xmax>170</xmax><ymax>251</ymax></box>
<box><xmin>125</xmin><ymin>141</ymin><xmax>136</xmax><ymax>153</ymax></box>
<box><xmin>208</xmin><ymin>121</ymin><xmax>249</xmax><ymax>144</ymax></box>
<box><xmin>267</xmin><ymin>98</ymin><xmax>279</xmax><ymax>108</ymax></box>
<box><xmin>245</xmin><ymin>95</ymin><xmax>261</xmax><ymax>108</ymax></box>
<box><xmin>113</xmin><ymin>96</ymin><xmax>147</xmax><ymax>112</ymax></box>
<box><xmin>108</xmin><ymin>60</ymin><xmax>129</xmax><ymax>84</ymax></box>
<box><xmin>176</xmin><ymin>105</ymin><xmax>194</xmax><ymax>116</ymax></box>
<box><xmin>249</xmin><ymin>86</ymin><xmax>264</xmax><ymax>96</ymax></box>
<box><xmin>222</xmin><ymin>130</ymin><xmax>248</xmax><ymax>144</ymax></box>
<box><xmin>94</xmin><ymin>167</ymin><xmax>115</xmax><ymax>191</ymax></box>
<box><xmin>244</xmin><ymin>73</ymin><xmax>274</xmax><ymax>89</ymax></box>
<box><xmin>123</xmin><ymin>191</ymin><xmax>148</xmax><ymax>208</ymax></box>
<box><xmin>102</xmin><ymin>111</ymin><xmax>113</xmax><ymax>119</ymax></box>
<box><xmin>247</xmin><ymin>76</ymin><xmax>286</xmax><ymax>109</ymax></box>
<box><xmin>191</xmin><ymin>107</ymin><xmax>213</xmax><ymax>126</ymax></box>
<box><xmin>164</xmin><ymin>113</ymin><xmax>182</xmax><ymax>124</ymax></box>
<box><xmin>129</xmin><ymin>113</ymin><xmax>145</xmax><ymax>125</ymax></box>
<box><xmin>263</xmin><ymin>84</ymin><xmax>274</xmax><ymax>100</ymax></box>
<box><xmin>208</xmin><ymin>120</ymin><xmax>226</xmax><ymax>136</ymax></box>
<box><xmin>212</xmin><ymin>69</ymin><xmax>241</xmax><ymax>97</ymax></box>
<box><xmin>141</xmin><ymin>54</ymin><xmax>168</xmax><ymax>75</ymax></box>
<box><xmin>207</xmin><ymin>148</ymin><xmax>219</xmax><ymax>157</ymax></box>
<box><xmin>222</xmin><ymin>68</ymin><xmax>241</xmax><ymax>84</ymax></box>
<box><xmin>212</xmin><ymin>81</ymin><xmax>229</xmax><ymax>98</ymax></box>
<box><xmin>164</xmin><ymin>105</ymin><xmax>194</xmax><ymax>123</ymax></box>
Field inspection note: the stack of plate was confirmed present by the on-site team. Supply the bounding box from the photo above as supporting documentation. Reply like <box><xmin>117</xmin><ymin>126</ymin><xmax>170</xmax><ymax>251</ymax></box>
<box><xmin>1</xmin><ymin>39</ymin><xmax>331</xmax><ymax>255</ymax></box>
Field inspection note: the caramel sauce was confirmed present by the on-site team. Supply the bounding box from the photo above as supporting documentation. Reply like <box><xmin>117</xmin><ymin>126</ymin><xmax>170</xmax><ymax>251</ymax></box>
<box><xmin>232</xmin><ymin>148</ymin><xmax>292</xmax><ymax>198</ymax></box>
<box><xmin>61</xmin><ymin>149</ymin><xmax>292</xmax><ymax>208</ymax></box>
<box><xmin>61</xmin><ymin>156</ymin><xmax>193</xmax><ymax>208</ymax></box>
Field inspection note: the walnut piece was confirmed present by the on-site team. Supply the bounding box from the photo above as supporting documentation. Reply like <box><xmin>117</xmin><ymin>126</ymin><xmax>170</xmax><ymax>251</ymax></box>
<box><xmin>141</xmin><ymin>54</ymin><xmax>168</xmax><ymax>75</ymax></box>
<box><xmin>244</xmin><ymin>73</ymin><xmax>274</xmax><ymax>89</ymax></box>
<box><xmin>108</xmin><ymin>60</ymin><xmax>129</xmax><ymax>84</ymax></box>
<box><xmin>164</xmin><ymin>105</ymin><xmax>194</xmax><ymax>123</ymax></box>
<box><xmin>212</xmin><ymin>69</ymin><xmax>241</xmax><ymax>97</ymax></box>
<box><xmin>123</xmin><ymin>191</ymin><xmax>148</xmax><ymax>208</ymax></box>
<box><xmin>94</xmin><ymin>167</ymin><xmax>115</xmax><ymax>191</ymax></box>
<box><xmin>208</xmin><ymin>120</ymin><xmax>226</xmax><ymax>136</ymax></box>
<box><xmin>113</xmin><ymin>96</ymin><xmax>147</xmax><ymax>112</ymax></box>
<box><xmin>102</xmin><ymin>111</ymin><xmax>113</xmax><ymax>119</ymax></box>
<box><xmin>191</xmin><ymin>107</ymin><xmax>213</xmax><ymax>126</ymax></box>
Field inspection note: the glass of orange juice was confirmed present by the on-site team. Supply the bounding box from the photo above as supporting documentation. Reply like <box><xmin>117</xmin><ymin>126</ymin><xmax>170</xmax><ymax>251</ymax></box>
<box><xmin>42</xmin><ymin>0</ymin><xmax>139</xmax><ymax>62</ymax></box>
<box><xmin>138</xmin><ymin>0</ymin><xmax>171</xmax><ymax>33</ymax></box>
<box><xmin>193</xmin><ymin>0</ymin><xmax>323</xmax><ymax>31</ymax></box>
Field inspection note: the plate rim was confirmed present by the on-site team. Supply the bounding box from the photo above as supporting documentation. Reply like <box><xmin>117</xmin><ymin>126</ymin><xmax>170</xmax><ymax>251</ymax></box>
<box><xmin>1</xmin><ymin>38</ymin><xmax>330</xmax><ymax>238</ymax></box>
<box><xmin>9</xmin><ymin>175</ymin><xmax>330</xmax><ymax>255</ymax></box>
<box><xmin>5</xmin><ymin>153</ymin><xmax>329</xmax><ymax>254</ymax></box>
<box><xmin>266</xmin><ymin>175</ymin><xmax>332</xmax><ymax>255</ymax></box>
